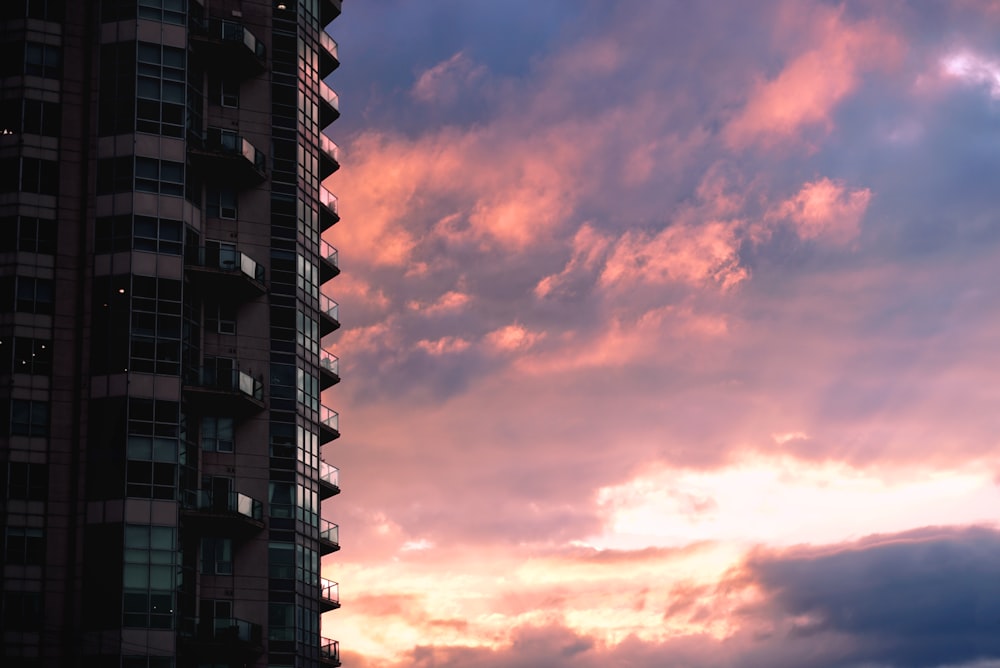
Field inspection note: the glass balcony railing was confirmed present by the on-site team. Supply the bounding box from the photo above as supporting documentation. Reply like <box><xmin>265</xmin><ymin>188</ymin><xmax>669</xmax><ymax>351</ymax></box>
<box><xmin>187</xmin><ymin>490</ymin><xmax>263</xmax><ymax>523</ymax></box>
<box><xmin>320</xmin><ymin>82</ymin><xmax>340</xmax><ymax>124</ymax></box>
<box><xmin>320</xmin><ymin>637</ymin><xmax>341</xmax><ymax>666</ymax></box>
<box><xmin>319</xmin><ymin>30</ymin><xmax>339</xmax><ymax>77</ymax></box>
<box><xmin>320</xmin><ymin>348</ymin><xmax>339</xmax><ymax>376</ymax></box>
<box><xmin>320</xmin><ymin>294</ymin><xmax>339</xmax><ymax>322</ymax></box>
<box><xmin>321</xmin><ymin>578</ymin><xmax>340</xmax><ymax>608</ymax></box>
<box><xmin>189</xmin><ymin>17</ymin><xmax>266</xmax><ymax>76</ymax></box>
<box><xmin>319</xmin><ymin>187</ymin><xmax>339</xmax><ymax>231</ymax></box>
<box><xmin>320</xmin><ymin>133</ymin><xmax>340</xmax><ymax>164</ymax></box>
<box><xmin>186</xmin><ymin>246</ymin><xmax>265</xmax><ymax>283</ymax></box>
<box><xmin>320</xmin><ymin>518</ymin><xmax>339</xmax><ymax>547</ymax></box>
<box><xmin>320</xmin><ymin>405</ymin><xmax>339</xmax><ymax>434</ymax></box>
<box><xmin>319</xmin><ymin>460</ymin><xmax>340</xmax><ymax>488</ymax></box>
<box><xmin>184</xmin><ymin>367</ymin><xmax>263</xmax><ymax>402</ymax></box>
<box><xmin>202</xmin><ymin>128</ymin><xmax>266</xmax><ymax>172</ymax></box>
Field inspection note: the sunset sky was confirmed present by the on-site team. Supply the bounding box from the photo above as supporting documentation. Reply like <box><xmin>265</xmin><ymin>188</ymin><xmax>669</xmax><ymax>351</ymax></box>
<box><xmin>320</xmin><ymin>2</ymin><xmax>1000</xmax><ymax>666</ymax></box>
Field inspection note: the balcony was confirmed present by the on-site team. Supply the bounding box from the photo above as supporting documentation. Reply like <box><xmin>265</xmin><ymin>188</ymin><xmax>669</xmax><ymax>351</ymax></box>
<box><xmin>319</xmin><ymin>518</ymin><xmax>340</xmax><ymax>555</ymax></box>
<box><xmin>320</xmin><ymin>0</ymin><xmax>342</xmax><ymax>27</ymax></box>
<box><xmin>189</xmin><ymin>17</ymin><xmax>266</xmax><ymax>77</ymax></box>
<box><xmin>320</xmin><ymin>638</ymin><xmax>341</xmax><ymax>667</ymax></box>
<box><xmin>185</xmin><ymin>246</ymin><xmax>266</xmax><ymax>300</ymax></box>
<box><xmin>319</xmin><ymin>405</ymin><xmax>340</xmax><ymax>444</ymax></box>
<box><xmin>181</xmin><ymin>490</ymin><xmax>265</xmax><ymax>537</ymax></box>
<box><xmin>320</xmin><ymin>82</ymin><xmax>340</xmax><ymax>127</ymax></box>
<box><xmin>320</xmin><ymin>133</ymin><xmax>341</xmax><ymax>179</ymax></box>
<box><xmin>183</xmin><ymin>366</ymin><xmax>264</xmax><ymax>416</ymax></box>
<box><xmin>319</xmin><ymin>238</ymin><xmax>340</xmax><ymax>283</ymax></box>
<box><xmin>319</xmin><ymin>460</ymin><xmax>340</xmax><ymax>499</ymax></box>
<box><xmin>320</xmin><ymin>578</ymin><xmax>340</xmax><ymax>612</ymax></box>
<box><xmin>180</xmin><ymin>616</ymin><xmax>264</xmax><ymax>660</ymax></box>
<box><xmin>319</xmin><ymin>348</ymin><xmax>340</xmax><ymax>389</ymax></box>
<box><xmin>319</xmin><ymin>30</ymin><xmax>340</xmax><ymax>78</ymax></box>
<box><xmin>189</xmin><ymin>128</ymin><xmax>266</xmax><ymax>186</ymax></box>
<box><xmin>319</xmin><ymin>293</ymin><xmax>340</xmax><ymax>335</ymax></box>
<box><xmin>319</xmin><ymin>186</ymin><xmax>340</xmax><ymax>231</ymax></box>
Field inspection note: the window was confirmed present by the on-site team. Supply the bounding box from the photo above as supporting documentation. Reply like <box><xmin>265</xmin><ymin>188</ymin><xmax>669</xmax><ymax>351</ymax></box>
<box><xmin>212</xmin><ymin>76</ymin><xmax>239</xmax><ymax>108</ymax></box>
<box><xmin>126</xmin><ymin>398</ymin><xmax>178</xmax><ymax>499</ymax></box>
<box><xmin>0</xmin><ymin>157</ymin><xmax>58</xmax><ymax>195</ymax></box>
<box><xmin>4</xmin><ymin>462</ymin><xmax>48</xmax><ymax>500</ymax></box>
<box><xmin>136</xmin><ymin>42</ymin><xmax>186</xmax><ymax>137</ymax></box>
<box><xmin>201</xmin><ymin>537</ymin><xmax>232</xmax><ymax>575</ymax></box>
<box><xmin>98</xmin><ymin>41</ymin><xmax>137</xmax><ymax>136</ymax></box>
<box><xmin>96</xmin><ymin>156</ymin><xmax>133</xmax><ymax>194</ymax></box>
<box><xmin>123</xmin><ymin>525</ymin><xmax>176</xmax><ymax>628</ymax></box>
<box><xmin>4</xmin><ymin>527</ymin><xmax>44</xmax><ymax>564</ymax></box>
<box><xmin>201</xmin><ymin>416</ymin><xmax>233</xmax><ymax>453</ymax></box>
<box><xmin>9</xmin><ymin>399</ymin><xmax>49</xmax><ymax>436</ymax></box>
<box><xmin>2</xmin><ymin>591</ymin><xmax>42</xmax><ymax>630</ymax></box>
<box><xmin>130</xmin><ymin>276</ymin><xmax>183</xmax><ymax>375</ymax></box>
<box><xmin>135</xmin><ymin>157</ymin><xmax>185</xmax><ymax>197</ymax></box>
<box><xmin>206</xmin><ymin>303</ymin><xmax>237</xmax><ymax>335</ymax></box>
<box><xmin>0</xmin><ymin>0</ymin><xmax>65</xmax><ymax>20</ymax></box>
<box><xmin>297</xmin><ymin>368</ymin><xmax>319</xmax><ymax>411</ymax></box>
<box><xmin>94</xmin><ymin>214</ymin><xmax>132</xmax><ymax>253</ymax></box>
<box><xmin>25</xmin><ymin>42</ymin><xmax>61</xmax><ymax>78</ymax></box>
<box><xmin>205</xmin><ymin>187</ymin><xmax>237</xmax><ymax>218</ymax></box>
<box><xmin>134</xmin><ymin>215</ymin><xmax>183</xmax><ymax>254</ymax></box>
<box><xmin>13</xmin><ymin>277</ymin><xmax>53</xmax><ymax>314</ymax></box>
<box><xmin>296</xmin><ymin>254</ymin><xmax>319</xmax><ymax>300</ymax></box>
<box><xmin>269</xmin><ymin>482</ymin><xmax>294</xmax><ymax>518</ymax></box>
<box><xmin>0</xmin><ymin>216</ymin><xmax>56</xmax><ymax>254</ymax></box>
<box><xmin>137</xmin><ymin>0</ymin><xmax>185</xmax><ymax>24</ymax></box>
<box><xmin>0</xmin><ymin>99</ymin><xmax>61</xmax><ymax>137</ymax></box>
<box><xmin>10</xmin><ymin>337</ymin><xmax>51</xmax><ymax>375</ymax></box>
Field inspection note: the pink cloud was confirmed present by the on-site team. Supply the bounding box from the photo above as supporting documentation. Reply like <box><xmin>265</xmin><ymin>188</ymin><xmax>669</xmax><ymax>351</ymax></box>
<box><xmin>485</xmin><ymin>323</ymin><xmax>545</xmax><ymax>352</ymax></box>
<box><xmin>412</xmin><ymin>52</ymin><xmax>487</xmax><ymax>105</ymax></box>
<box><xmin>774</xmin><ymin>177</ymin><xmax>872</xmax><ymax>245</ymax></box>
<box><xmin>408</xmin><ymin>290</ymin><xmax>472</xmax><ymax>314</ymax></box>
<box><xmin>724</xmin><ymin>5</ymin><xmax>903</xmax><ymax>149</ymax></box>
<box><xmin>415</xmin><ymin>336</ymin><xmax>472</xmax><ymax>356</ymax></box>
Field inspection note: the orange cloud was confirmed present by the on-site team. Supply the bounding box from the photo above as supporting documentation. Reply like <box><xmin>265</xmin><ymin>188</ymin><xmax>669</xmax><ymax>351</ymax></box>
<box><xmin>724</xmin><ymin>5</ymin><xmax>902</xmax><ymax>149</ymax></box>
<box><xmin>412</xmin><ymin>52</ymin><xmax>487</xmax><ymax>105</ymax></box>
<box><xmin>775</xmin><ymin>177</ymin><xmax>872</xmax><ymax>245</ymax></box>
<box><xmin>408</xmin><ymin>290</ymin><xmax>472</xmax><ymax>314</ymax></box>
<box><xmin>415</xmin><ymin>336</ymin><xmax>472</xmax><ymax>356</ymax></box>
<box><xmin>485</xmin><ymin>323</ymin><xmax>545</xmax><ymax>352</ymax></box>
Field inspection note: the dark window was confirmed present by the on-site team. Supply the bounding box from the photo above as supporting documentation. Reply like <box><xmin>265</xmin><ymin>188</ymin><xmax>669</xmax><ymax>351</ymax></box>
<box><xmin>201</xmin><ymin>536</ymin><xmax>232</xmax><ymax>574</ymax></box>
<box><xmin>98</xmin><ymin>41</ymin><xmax>137</xmax><ymax>136</ymax></box>
<box><xmin>2</xmin><ymin>591</ymin><xmax>43</xmax><ymax>630</ymax></box>
<box><xmin>205</xmin><ymin>303</ymin><xmax>237</xmax><ymax>335</ymax></box>
<box><xmin>4</xmin><ymin>462</ymin><xmax>48</xmax><ymax>500</ymax></box>
<box><xmin>0</xmin><ymin>157</ymin><xmax>58</xmax><ymax>195</ymax></box>
<box><xmin>14</xmin><ymin>276</ymin><xmax>54</xmax><ymax>314</ymax></box>
<box><xmin>123</xmin><ymin>525</ymin><xmax>176</xmax><ymax>628</ymax></box>
<box><xmin>0</xmin><ymin>99</ymin><xmax>61</xmax><ymax>137</ymax></box>
<box><xmin>0</xmin><ymin>0</ymin><xmax>67</xmax><ymax>21</ymax></box>
<box><xmin>95</xmin><ymin>214</ymin><xmax>132</xmax><ymax>253</ymax></box>
<box><xmin>137</xmin><ymin>0</ymin><xmax>185</xmax><ymax>25</ymax></box>
<box><xmin>101</xmin><ymin>0</ymin><xmax>136</xmax><ymax>22</ymax></box>
<box><xmin>90</xmin><ymin>275</ymin><xmax>130</xmax><ymax>373</ymax></box>
<box><xmin>10</xmin><ymin>337</ymin><xmax>52</xmax><ymax>375</ymax></box>
<box><xmin>9</xmin><ymin>399</ymin><xmax>49</xmax><ymax>436</ymax></box>
<box><xmin>96</xmin><ymin>156</ymin><xmax>134</xmax><ymax>194</ymax></box>
<box><xmin>136</xmin><ymin>42</ymin><xmax>186</xmax><ymax>137</ymax></box>
<box><xmin>134</xmin><ymin>215</ymin><xmax>182</xmax><ymax>254</ymax></box>
<box><xmin>130</xmin><ymin>276</ymin><xmax>183</xmax><ymax>375</ymax></box>
<box><xmin>0</xmin><ymin>215</ymin><xmax>56</xmax><ymax>253</ymax></box>
<box><xmin>126</xmin><ymin>398</ymin><xmax>178</xmax><ymax>499</ymax></box>
<box><xmin>25</xmin><ymin>42</ymin><xmax>61</xmax><ymax>78</ymax></box>
<box><xmin>206</xmin><ymin>187</ymin><xmax>237</xmax><ymax>219</ymax></box>
<box><xmin>4</xmin><ymin>527</ymin><xmax>44</xmax><ymax>564</ymax></box>
<box><xmin>135</xmin><ymin>157</ymin><xmax>184</xmax><ymax>197</ymax></box>
<box><xmin>201</xmin><ymin>416</ymin><xmax>233</xmax><ymax>452</ymax></box>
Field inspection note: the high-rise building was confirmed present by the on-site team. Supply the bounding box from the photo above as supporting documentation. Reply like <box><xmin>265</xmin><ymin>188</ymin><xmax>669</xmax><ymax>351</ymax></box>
<box><xmin>0</xmin><ymin>1</ymin><xmax>344</xmax><ymax>666</ymax></box>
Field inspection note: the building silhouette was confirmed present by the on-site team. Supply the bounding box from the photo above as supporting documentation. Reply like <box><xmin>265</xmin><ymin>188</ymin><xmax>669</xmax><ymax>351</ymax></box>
<box><xmin>1</xmin><ymin>1</ymin><xmax>344</xmax><ymax>666</ymax></box>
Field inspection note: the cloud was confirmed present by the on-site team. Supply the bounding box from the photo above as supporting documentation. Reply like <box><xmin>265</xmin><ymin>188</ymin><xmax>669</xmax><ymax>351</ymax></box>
<box><xmin>484</xmin><ymin>323</ymin><xmax>544</xmax><ymax>352</ymax></box>
<box><xmin>412</xmin><ymin>52</ymin><xmax>487</xmax><ymax>105</ymax></box>
<box><xmin>774</xmin><ymin>177</ymin><xmax>872</xmax><ymax>245</ymax></box>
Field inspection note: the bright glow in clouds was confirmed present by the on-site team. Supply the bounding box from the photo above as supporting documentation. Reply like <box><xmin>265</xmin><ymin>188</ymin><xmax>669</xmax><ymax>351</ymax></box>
<box><xmin>942</xmin><ymin>51</ymin><xmax>1000</xmax><ymax>98</ymax></box>
<box><xmin>591</xmin><ymin>456</ymin><xmax>1000</xmax><ymax>550</ymax></box>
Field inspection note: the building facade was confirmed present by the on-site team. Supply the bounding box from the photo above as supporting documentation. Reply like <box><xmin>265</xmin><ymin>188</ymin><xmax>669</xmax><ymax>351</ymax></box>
<box><xmin>0</xmin><ymin>1</ymin><xmax>344</xmax><ymax>666</ymax></box>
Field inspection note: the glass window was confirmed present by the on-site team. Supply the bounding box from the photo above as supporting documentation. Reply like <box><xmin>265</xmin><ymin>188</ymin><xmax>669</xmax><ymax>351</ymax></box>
<box><xmin>123</xmin><ymin>525</ymin><xmax>177</xmax><ymax>628</ymax></box>
<box><xmin>4</xmin><ymin>462</ymin><xmax>48</xmax><ymax>500</ymax></box>
<box><xmin>25</xmin><ymin>42</ymin><xmax>60</xmax><ymax>78</ymax></box>
<box><xmin>136</xmin><ymin>42</ymin><xmax>186</xmax><ymax>137</ymax></box>
<box><xmin>4</xmin><ymin>527</ymin><xmax>44</xmax><ymax>564</ymax></box>
<box><xmin>201</xmin><ymin>537</ymin><xmax>232</xmax><ymax>575</ymax></box>
<box><xmin>201</xmin><ymin>416</ymin><xmax>233</xmax><ymax>453</ymax></box>
<box><xmin>11</xmin><ymin>337</ymin><xmax>51</xmax><ymax>375</ymax></box>
<box><xmin>9</xmin><ymin>399</ymin><xmax>49</xmax><ymax>436</ymax></box>
<box><xmin>206</xmin><ymin>187</ymin><xmax>237</xmax><ymax>219</ymax></box>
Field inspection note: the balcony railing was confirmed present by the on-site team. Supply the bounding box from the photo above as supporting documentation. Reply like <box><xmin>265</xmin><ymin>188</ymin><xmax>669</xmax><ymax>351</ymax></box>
<box><xmin>181</xmin><ymin>615</ymin><xmax>264</xmax><ymax>658</ymax></box>
<box><xmin>319</xmin><ymin>348</ymin><xmax>340</xmax><ymax>389</ymax></box>
<box><xmin>319</xmin><ymin>460</ymin><xmax>340</xmax><ymax>499</ymax></box>
<box><xmin>189</xmin><ymin>128</ymin><xmax>267</xmax><ymax>185</ymax></box>
<box><xmin>320</xmin><ymin>578</ymin><xmax>340</xmax><ymax>611</ymax></box>
<box><xmin>320</xmin><ymin>238</ymin><xmax>340</xmax><ymax>282</ymax></box>
<box><xmin>189</xmin><ymin>17</ymin><xmax>266</xmax><ymax>76</ymax></box>
<box><xmin>319</xmin><ymin>405</ymin><xmax>340</xmax><ymax>443</ymax></box>
<box><xmin>320</xmin><ymin>637</ymin><xmax>341</xmax><ymax>667</ymax></box>
<box><xmin>319</xmin><ymin>186</ymin><xmax>340</xmax><ymax>231</ymax></box>
<box><xmin>320</xmin><ymin>82</ymin><xmax>340</xmax><ymax>126</ymax></box>
<box><xmin>185</xmin><ymin>246</ymin><xmax>266</xmax><ymax>298</ymax></box>
<box><xmin>319</xmin><ymin>30</ymin><xmax>340</xmax><ymax>78</ymax></box>
<box><xmin>183</xmin><ymin>366</ymin><xmax>265</xmax><ymax>415</ymax></box>
<box><xmin>319</xmin><ymin>518</ymin><xmax>340</xmax><ymax>554</ymax></box>
<box><xmin>181</xmin><ymin>490</ymin><xmax>265</xmax><ymax>536</ymax></box>
<box><xmin>319</xmin><ymin>293</ymin><xmax>340</xmax><ymax>335</ymax></box>
<box><xmin>319</xmin><ymin>133</ymin><xmax>341</xmax><ymax>179</ymax></box>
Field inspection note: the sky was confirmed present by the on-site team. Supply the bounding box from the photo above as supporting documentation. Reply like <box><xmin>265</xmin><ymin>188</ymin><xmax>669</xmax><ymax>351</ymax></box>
<box><xmin>319</xmin><ymin>2</ymin><xmax>1000</xmax><ymax>666</ymax></box>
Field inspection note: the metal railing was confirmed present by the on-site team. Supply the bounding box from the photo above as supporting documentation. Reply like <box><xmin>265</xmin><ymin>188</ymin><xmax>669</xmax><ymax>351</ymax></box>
<box><xmin>321</xmin><ymin>578</ymin><xmax>340</xmax><ymax>606</ymax></box>
<box><xmin>185</xmin><ymin>367</ymin><xmax>263</xmax><ymax>401</ymax></box>
<box><xmin>319</xmin><ymin>460</ymin><xmax>340</xmax><ymax>489</ymax></box>
<box><xmin>186</xmin><ymin>490</ymin><xmax>263</xmax><ymax>522</ymax></box>
<box><xmin>320</xmin><ymin>239</ymin><xmax>338</xmax><ymax>269</ymax></box>
<box><xmin>320</xmin><ymin>518</ymin><xmax>339</xmax><ymax>546</ymax></box>
<box><xmin>320</xmin><ymin>405</ymin><xmax>339</xmax><ymax>434</ymax></box>
<box><xmin>320</xmin><ymin>82</ymin><xmax>340</xmax><ymax>114</ymax></box>
<box><xmin>187</xmin><ymin>246</ymin><xmax>265</xmax><ymax>283</ymax></box>
<box><xmin>320</xmin><ymin>348</ymin><xmax>339</xmax><ymax>377</ymax></box>
<box><xmin>189</xmin><ymin>17</ymin><xmax>266</xmax><ymax>60</ymax></box>
<box><xmin>320</xmin><ymin>294</ymin><xmax>339</xmax><ymax>322</ymax></box>
<box><xmin>320</xmin><ymin>638</ymin><xmax>340</xmax><ymax>664</ymax></box>
<box><xmin>320</xmin><ymin>133</ymin><xmax>340</xmax><ymax>164</ymax></box>
<box><xmin>319</xmin><ymin>186</ymin><xmax>339</xmax><ymax>216</ymax></box>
